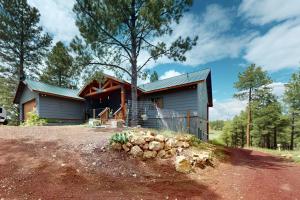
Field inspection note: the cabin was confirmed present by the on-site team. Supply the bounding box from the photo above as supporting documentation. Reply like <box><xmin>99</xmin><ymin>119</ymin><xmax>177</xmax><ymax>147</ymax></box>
<box><xmin>13</xmin><ymin>69</ymin><xmax>212</xmax><ymax>140</ymax></box>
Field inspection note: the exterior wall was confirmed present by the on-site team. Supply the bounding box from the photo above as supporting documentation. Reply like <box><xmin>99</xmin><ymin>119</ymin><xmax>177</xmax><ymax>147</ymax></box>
<box><xmin>39</xmin><ymin>95</ymin><xmax>85</xmax><ymax>122</ymax></box>
<box><xmin>197</xmin><ymin>81</ymin><xmax>209</xmax><ymax>141</ymax></box>
<box><xmin>140</xmin><ymin>87</ymin><xmax>198</xmax><ymax>115</ymax></box>
<box><xmin>135</xmin><ymin>83</ymin><xmax>209</xmax><ymax>140</ymax></box>
<box><xmin>19</xmin><ymin>86</ymin><xmax>39</xmax><ymax>121</ymax></box>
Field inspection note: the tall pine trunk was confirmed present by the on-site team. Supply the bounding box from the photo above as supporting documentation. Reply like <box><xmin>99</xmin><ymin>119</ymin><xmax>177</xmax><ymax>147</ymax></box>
<box><xmin>246</xmin><ymin>88</ymin><xmax>252</xmax><ymax>147</ymax></box>
<box><xmin>291</xmin><ymin>112</ymin><xmax>295</xmax><ymax>150</ymax></box>
<box><xmin>130</xmin><ymin>0</ymin><xmax>138</xmax><ymax>126</ymax></box>
<box><xmin>273</xmin><ymin>127</ymin><xmax>277</xmax><ymax>149</ymax></box>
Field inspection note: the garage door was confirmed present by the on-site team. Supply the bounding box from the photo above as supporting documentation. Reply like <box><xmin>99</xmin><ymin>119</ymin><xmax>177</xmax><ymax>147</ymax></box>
<box><xmin>23</xmin><ymin>99</ymin><xmax>36</xmax><ymax>121</ymax></box>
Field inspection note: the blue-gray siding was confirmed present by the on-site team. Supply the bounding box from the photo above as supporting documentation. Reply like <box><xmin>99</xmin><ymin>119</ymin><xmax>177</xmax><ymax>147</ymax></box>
<box><xmin>39</xmin><ymin>95</ymin><xmax>85</xmax><ymax>120</ymax></box>
<box><xmin>19</xmin><ymin>86</ymin><xmax>39</xmax><ymax>120</ymax></box>
<box><xmin>141</xmin><ymin>88</ymin><xmax>198</xmax><ymax>115</ymax></box>
<box><xmin>197</xmin><ymin>82</ymin><xmax>209</xmax><ymax>141</ymax></box>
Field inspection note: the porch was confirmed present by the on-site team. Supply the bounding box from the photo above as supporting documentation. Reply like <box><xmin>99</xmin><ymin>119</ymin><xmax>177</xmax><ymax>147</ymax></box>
<box><xmin>78</xmin><ymin>76</ymin><xmax>132</xmax><ymax>123</ymax></box>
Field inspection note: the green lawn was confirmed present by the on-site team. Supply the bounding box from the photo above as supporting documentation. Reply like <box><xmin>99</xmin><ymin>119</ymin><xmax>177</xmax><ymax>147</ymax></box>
<box><xmin>248</xmin><ymin>147</ymin><xmax>300</xmax><ymax>163</ymax></box>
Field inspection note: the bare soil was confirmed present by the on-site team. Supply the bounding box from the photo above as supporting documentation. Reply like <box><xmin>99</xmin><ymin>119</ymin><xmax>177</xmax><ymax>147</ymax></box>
<box><xmin>0</xmin><ymin>126</ymin><xmax>300</xmax><ymax>199</ymax></box>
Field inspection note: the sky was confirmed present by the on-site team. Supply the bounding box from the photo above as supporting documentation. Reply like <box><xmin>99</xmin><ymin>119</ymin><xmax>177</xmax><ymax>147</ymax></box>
<box><xmin>27</xmin><ymin>0</ymin><xmax>300</xmax><ymax>120</ymax></box>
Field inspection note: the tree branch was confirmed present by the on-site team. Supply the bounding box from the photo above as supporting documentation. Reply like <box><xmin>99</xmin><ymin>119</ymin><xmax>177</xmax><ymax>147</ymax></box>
<box><xmin>87</xmin><ymin>62</ymin><xmax>132</xmax><ymax>77</ymax></box>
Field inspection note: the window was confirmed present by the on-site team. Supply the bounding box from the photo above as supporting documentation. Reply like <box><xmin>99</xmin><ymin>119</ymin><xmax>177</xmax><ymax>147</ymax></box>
<box><xmin>151</xmin><ymin>97</ymin><xmax>163</xmax><ymax>109</ymax></box>
<box><xmin>0</xmin><ymin>108</ymin><xmax>2</xmax><ymax>114</ymax></box>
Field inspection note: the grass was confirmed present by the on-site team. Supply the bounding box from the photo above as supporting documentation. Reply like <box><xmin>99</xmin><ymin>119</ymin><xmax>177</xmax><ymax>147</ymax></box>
<box><xmin>248</xmin><ymin>147</ymin><xmax>300</xmax><ymax>163</ymax></box>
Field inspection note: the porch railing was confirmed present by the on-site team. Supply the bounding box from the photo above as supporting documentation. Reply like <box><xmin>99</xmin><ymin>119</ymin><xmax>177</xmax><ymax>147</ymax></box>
<box><xmin>99</xmin><ymin>107</ymin><xmax>110</xmax><ymax>123</ymax></box>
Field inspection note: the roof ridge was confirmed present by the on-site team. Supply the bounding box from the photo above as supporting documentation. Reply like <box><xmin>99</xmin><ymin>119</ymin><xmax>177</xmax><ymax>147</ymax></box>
<box><xmin>25</xmin><ymin>79</ymin><xmax>79</xmax><ymax>92</ymax></box>
<box><xmin>139</xmin><ymin>68</ymin><xmax>210</xmax><ymax>87</ymax></box>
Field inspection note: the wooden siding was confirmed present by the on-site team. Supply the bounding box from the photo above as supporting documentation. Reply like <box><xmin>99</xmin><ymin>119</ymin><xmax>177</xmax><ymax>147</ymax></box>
<box><xmin>197</xmin><ymin>82</ymin><xmax>209</xmax><ymax>141</ymax></box>
<box><xmin>141</xmin><ymin>87</ymin><xmax>198</xmax><ymax>115</ymax></box>
<box><xmin>39</xmin><ymin>95</ymin><xmax>85</xmax><ymax>120</ymax></box>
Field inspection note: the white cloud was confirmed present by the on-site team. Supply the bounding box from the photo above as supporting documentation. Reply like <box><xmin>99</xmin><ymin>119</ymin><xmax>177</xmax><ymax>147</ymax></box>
<box><xmin>269</xmin><ymin>82</ymin><xmax>286</xmax><ymax>97</ymax></box>
<box><xmin>160</xmin><ymin>70</ymin><xmax>182</xmax><ymax>80</ymax></box>
<box><xmin>210</xmin><ymin>99</ymin><xmax>247</xmax><ymax>120</ymax></box>
<box><xmin>28</xmin><ymin>0</ymin><xmax>79</xmax><ymax>43</ymax></box>
<box><xmin>138</xmin><ymin>4</ymin><xmax>256</xmax><ymax>69</ymax></box>
<box><xmin>239</xmin><ymin>0</ymin><xmax>300</xmax><ymax>25</ymax></box>
<box><xmin>244</xmin><ymin>19</ymin><xmax>300</xmax><ymax>71</ymax></box>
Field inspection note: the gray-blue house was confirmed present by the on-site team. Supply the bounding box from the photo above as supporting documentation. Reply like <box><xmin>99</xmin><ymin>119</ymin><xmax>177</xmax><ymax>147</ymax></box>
<box><xmin>14</xmin><ymin>68</ymin><xmax>212</xmax><ymax>140</ymax></box>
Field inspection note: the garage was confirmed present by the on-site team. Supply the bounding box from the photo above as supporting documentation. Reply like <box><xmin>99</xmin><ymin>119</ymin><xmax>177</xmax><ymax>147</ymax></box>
<box><xmin>23</xmin><ymin>99</ymin><xmax>36</xmax><ymax>121</ymax></box>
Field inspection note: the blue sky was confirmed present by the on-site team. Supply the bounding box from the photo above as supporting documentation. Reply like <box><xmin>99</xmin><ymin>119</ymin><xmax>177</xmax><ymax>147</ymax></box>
<box><xmin>27</xmin><ymin>0</ymin><xmax>300</xmax><ymax>120</ymax></box>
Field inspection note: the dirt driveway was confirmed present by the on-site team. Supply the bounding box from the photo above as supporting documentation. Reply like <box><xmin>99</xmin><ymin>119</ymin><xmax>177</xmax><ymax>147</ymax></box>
<box><xmin>0</xmin><ymin>126</ymin><xmax>219</xmax><ymax>199</ymax></box>
<box><xmin>0</xmin><ymin>126</ymin><xmax>300</xmax><ymax>200</ymax></box>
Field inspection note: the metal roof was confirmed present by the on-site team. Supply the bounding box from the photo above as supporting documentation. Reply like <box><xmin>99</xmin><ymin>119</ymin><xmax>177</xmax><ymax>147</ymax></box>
<box><xmin>139</xmin><ymin>68</ymin><xmax>211</xmax><ymax>92</ymax></box>
<box><xmin>24</xmin><ymin>79</ymin><xmax>84</xmax><ymax>100</ymax></box>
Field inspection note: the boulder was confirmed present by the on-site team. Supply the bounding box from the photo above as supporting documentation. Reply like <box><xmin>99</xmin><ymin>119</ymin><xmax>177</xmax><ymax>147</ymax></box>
<box><xmin>122</xmin><ymin>144</ymin><xmax>130</xmax><ymax>152</ymax></box>
<box><xmin>176</xmin><ymin>141</ymin><xmax>190</xmax><ymax>148</ymax></box>
<box><xmin>175</xmin><ymin>156</ymin><xmax>192</xmax><ymax>173</ymax></box>
<box><xmin>146</xmin><ymin>131</ymin><xmax>156</xmax><ymax>136</ymax></box>
<box><xmin>175</xmin><ymin>135</ymin><xmax>192</xmax><ymax>142</ymax></box>
<box><xmin>165</xmin><ymin>138</ymin><xmax>177</xmax><ymax>150</ymax></box>
<box><xmin>155</xmin><ymin>134</ymin><xmax>165</xmax><ymax>142</ymax></box>
<box><xmin>165</xmin><ymin>148</ymin><xmax>176</xmax><ymax>158</ymax></box>
<box><xmin>149</xmin><ymin>141</ymin><xmax>164</xmax><ymax>151</ymax></box>
<box><xmin>157</xmin><ymin>150</ymin><xmax>166</xmax><ymax>158</ymax></box>
<box><xmin>130</xmin><ymin>135</ymin><xmax>146</xmax><ymax>145</ymax></box>
<box><xmin>126</xmin><ymin>142</ymin><xmax>133</xmax><ymax>148</ymax></box>
<box><xmin>129</xmin><ymin>145</ymin><xmax>143</xmax><ymax>157</ymax></box>
<box><xmin>144</xmin><ymin>134</ymin><xmax>155</xmax><ymax>142</ymax></box>
<box><xmin>142</xmin><ymin>143</ymin><xmax>149</xmax><ymax>150</ymax></box>
<box><xmin>143</xmin><ymin>150</ymin><xmax>157</xmax><ymax>159</ymax></box>
<box><xmin>111</xmin><ymin>142</ymin><xmax>122</xmax><ymax>150</ymax></box>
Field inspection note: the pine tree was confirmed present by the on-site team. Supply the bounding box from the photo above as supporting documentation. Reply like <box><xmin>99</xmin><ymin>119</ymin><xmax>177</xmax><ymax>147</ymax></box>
<box><xmin>40</xmin><ymin>42</ymin><xmax>78</xmax><ymax>88</ymax></box>
<box><xmin>234</xmin><ymin>64</ymin><xmax>272</xmax><ymax>147</ymax></box>
<box><xmin>0</xmin><ymin>0</ymin><xmax>52</xmax><ymax>80</ymax></box>
<box><xmin>150</xmin><ymin>71</ymin><xmax>159</xmax><ymax>82</ymax></box>
<box><xmin>284</xmin><ymin>69</ymin><xmax>300</xmax><ymax>150</ymax></box>
<box><xmin>252</xmin><ymin>88</ymin><xmax>282</xmax><ymax>148</ymax></box>
<box><xmin>0</xmin><ymin>0</ymin><xmax>51</xmax><ymax>123</ymax></box>
<box><xmin>71</xmin><ymin>0</ymin><xmax>197</xmax><ymax>126</ymax></box>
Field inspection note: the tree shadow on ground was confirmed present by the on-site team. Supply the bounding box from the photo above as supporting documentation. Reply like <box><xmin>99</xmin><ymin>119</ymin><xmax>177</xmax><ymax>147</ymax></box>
<box><xmin>225</xmin><ymin>147</ymin><xmax>296</xmax><ymax>170</ymax></box>
<box><xmin>0</xmin><ymin>138</ymin><xmax>221</xmax><ymax>199</ymax></box>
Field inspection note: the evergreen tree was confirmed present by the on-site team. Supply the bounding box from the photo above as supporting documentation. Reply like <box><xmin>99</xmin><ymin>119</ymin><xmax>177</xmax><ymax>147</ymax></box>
<box><xmin>234</xmin><ymin>64</ymin><xmax>272</xmax><ymax>147</ymax></box>
<box><xmin>0</xmin><ymin>0</ymin><xmax>51</xmax><ymax>123</ymax></box>
<box><xmin>150</xmin><ymin>71</ymin><xmax>159</xmax><ymax>82</ymax></box>
<box><xmin>284</xmin><ymin>69</ymin><xmax>300</xmax><ymax>150</ymax></box>
<box><xmin>0</xmin><ymin>0</ymin><xmax>52</xmax><ymax>80</ymax></box>
<box><xmin>40</xmin><ymin>42</ymin><xmax>78</xmax><ymax>88</ymax></box>
<box><xmin>71</xmin><ymin>0</ymin><xmax>197</xmax><ymax>126</ymax></box>
<box><xmin>252</xmin><ymin>88</ymin><xmax>282</xmax><ymax>148</ymax></box>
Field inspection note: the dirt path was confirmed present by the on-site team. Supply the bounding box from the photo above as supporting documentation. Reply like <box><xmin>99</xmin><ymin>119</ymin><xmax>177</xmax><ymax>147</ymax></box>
<box><xmin>211</xmin><ymin>148</ymin><xmax>300</xmax><ymax>200</ymax></box>
<box><xmin>0</xmin><ymin>127</ymin><xmax>300</xmax><ymax>199</ymax></box>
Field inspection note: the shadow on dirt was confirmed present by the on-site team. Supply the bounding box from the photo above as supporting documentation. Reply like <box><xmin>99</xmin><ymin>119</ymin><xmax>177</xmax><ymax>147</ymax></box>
<box><xmin>226</xmin><ymin>148</ymin><xmax>294</xmax><ymax>170</ymax></box>
<box><xmin>0</xmin><ymin>138</ymin><xmax>221</xmax><ymax>199</ymax></box>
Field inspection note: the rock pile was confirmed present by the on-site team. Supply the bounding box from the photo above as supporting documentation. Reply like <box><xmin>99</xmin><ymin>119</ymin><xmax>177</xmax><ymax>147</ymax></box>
<box><xmin>111</xmin><ymin>131</ymin><xmax>191</xmax><ymax>159</ymax></box>
<box><xmin>110</xmin><ymin>130</ymin><xmax>213</xmax><ymax>173</ymax></box>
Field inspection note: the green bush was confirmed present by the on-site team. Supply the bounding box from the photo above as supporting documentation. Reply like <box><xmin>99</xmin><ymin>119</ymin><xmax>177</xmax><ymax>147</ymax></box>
<box><xmin>22</xmin><ymin>109</ymin><xmax>47</xmax><ymax>126</ymax></box>
<box><xmin>110</xmin><ymin>132</ymin><xmax>129</xmax><ymax>144</ymax></box>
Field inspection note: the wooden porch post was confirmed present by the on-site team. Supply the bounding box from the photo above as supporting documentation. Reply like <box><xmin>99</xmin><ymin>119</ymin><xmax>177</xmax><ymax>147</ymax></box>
<box><xmin>121</xmin><ymin>86</ymin><xmax>126</xmax><ymax>120</ymax></box>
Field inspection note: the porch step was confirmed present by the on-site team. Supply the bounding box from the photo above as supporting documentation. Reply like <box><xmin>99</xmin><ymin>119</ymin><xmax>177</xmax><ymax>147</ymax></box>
<box><xmin>104</xmin><ymin>119</ymin><xmax>124</xmax><ymax>128</ymax></box>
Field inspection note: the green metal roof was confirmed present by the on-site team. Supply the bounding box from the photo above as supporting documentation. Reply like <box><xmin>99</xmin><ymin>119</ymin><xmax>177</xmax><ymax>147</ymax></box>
<box><xmin>24</xmin><ymin>79</ymin><xmax>84</xmax><ymax>100</ymax></box>
<box><xmin>139</xmin><ymin>68</ymin><xmax>211</xmax><ymax>92</ymax></box>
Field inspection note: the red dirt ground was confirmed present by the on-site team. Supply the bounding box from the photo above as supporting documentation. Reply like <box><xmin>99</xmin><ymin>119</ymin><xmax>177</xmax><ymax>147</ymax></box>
<box><xmin>0</xmin><ymin>127</ymin><xmax>300</xmax><ymax>199</ymax></box>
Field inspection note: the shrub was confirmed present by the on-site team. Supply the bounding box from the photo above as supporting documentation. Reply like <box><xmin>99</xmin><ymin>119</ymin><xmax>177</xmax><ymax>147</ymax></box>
<box><xmin>110</xmin><ymin>132</ymin><xmax>129</xmax><ymax>144</ymax></box>
<box><xmin>22</xmin><ymin>109</ymin><xmax>47</xmax><ymax>126</ymax></box>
